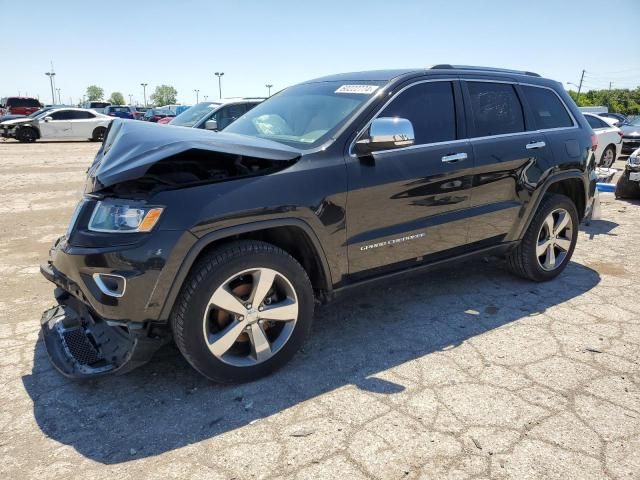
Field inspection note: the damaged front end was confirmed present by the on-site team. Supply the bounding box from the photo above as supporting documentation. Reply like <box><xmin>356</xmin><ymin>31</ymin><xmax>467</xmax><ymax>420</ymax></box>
<box><xmin>40</xmin><ymin>119</ymin><xmax>302</xmax><ymax>378</ymax></box>
<box><xmin>40</xmin><ymin>292</ymin><xmax>167</xmax><ymax>378</ymax></box>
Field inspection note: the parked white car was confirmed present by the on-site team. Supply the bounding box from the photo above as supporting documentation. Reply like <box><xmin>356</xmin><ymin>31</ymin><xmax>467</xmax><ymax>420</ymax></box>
<box><xmin>0</xmin><ymin>107</ymin><xmax>112</xmax><ymax>143</ymax></box>
<box><xmin>583</xmin><ymin>113</ymin><xmax>623</xmax><ymax>167</ymax></box>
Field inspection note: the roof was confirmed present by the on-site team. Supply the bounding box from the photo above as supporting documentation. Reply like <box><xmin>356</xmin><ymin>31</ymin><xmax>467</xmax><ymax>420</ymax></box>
<box><xmin>305</xmin><ymin>65</ymin><xmax>548</xmax><ymax>84</ymax></box>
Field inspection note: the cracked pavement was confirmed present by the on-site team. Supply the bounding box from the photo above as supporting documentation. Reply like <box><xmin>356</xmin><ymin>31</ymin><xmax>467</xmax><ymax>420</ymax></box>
<box><xmin>0</xmin><ymin>141</ymin><xmax>639</xmax><ymax>479</ymax></box>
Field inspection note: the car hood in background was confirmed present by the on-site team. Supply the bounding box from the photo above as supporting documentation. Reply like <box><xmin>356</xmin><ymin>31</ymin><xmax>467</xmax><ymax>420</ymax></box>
<box><xmin>0</xmin><ymin>117</ymin><xmax>37</xmax><ymax>126</ymax></box>
<box><xmin>620</xmin><ymin>124</ymin><xmax>640</xmax><ymax>137</ymax></box>
<box><xmin>87</xmin><ymin>119</ymin><xmax>302</xmax><ymax>190</ymax></box>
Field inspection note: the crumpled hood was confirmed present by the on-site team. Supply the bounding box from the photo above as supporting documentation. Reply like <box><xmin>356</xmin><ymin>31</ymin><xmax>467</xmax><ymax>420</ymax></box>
<box><xmin>88</xmin><ymin>119</ymin><xmax>302</xmax><ymax>190</ymax></box>
<box><xmin>1</xmin><ymin>117</ymin><xmax>35</xmax><ymax>126</ymax></box>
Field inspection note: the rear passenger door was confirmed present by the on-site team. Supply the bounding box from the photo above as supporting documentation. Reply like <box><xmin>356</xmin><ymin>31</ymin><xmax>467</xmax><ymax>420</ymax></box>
<box><xmin>346</xmin><ymin>80</ymin><xmax>474</xmax><ymax>274</ymax></box>
<box><xmin>462</xmin><ymin>80</ymin><xmax>554</xmax><ymax>245</ymax></box>
<box><xmin>70</xmin><ymin>110</ymin><xmax>97</xmax><ymax>138</ymax></box>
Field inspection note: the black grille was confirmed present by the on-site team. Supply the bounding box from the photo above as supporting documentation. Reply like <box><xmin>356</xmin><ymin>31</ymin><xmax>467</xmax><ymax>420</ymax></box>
<box><xmin>62</xmin><ymin>328</ymin><xmax>101</xmax><ymax>365</ymax></box>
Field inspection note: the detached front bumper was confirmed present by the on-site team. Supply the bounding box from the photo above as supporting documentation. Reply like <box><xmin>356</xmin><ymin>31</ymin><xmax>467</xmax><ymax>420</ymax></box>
<box><xmin>40</xmin><ymin>292</ymin><xmax>167</xmax><ymax>378</ymax></box>
<box><xmin>1</xmin><ymin>124</ymin><xmax>16</xmax><ymax>138</ymax></box>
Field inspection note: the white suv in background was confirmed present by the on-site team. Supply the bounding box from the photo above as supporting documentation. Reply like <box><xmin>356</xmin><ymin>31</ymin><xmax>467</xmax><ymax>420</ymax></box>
<box><xmin>584</xmin><ymin>113</ymin><xmax>623</xmax><ymax>167</ymax></box>
<box><xmin>0</xmin><ymin>108</ymin><xmax>112</xmax><ymax>143</ymax></box>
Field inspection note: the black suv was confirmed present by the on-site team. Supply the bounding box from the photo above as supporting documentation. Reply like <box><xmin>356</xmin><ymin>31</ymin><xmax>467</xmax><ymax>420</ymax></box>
<box><xmin>40</xmin><ymin>65</ymin><xmax>597</xmax><ymax>382</ymax></box>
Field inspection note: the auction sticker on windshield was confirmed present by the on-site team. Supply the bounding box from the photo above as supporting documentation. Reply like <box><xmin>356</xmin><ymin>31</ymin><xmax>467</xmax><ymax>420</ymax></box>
<box><xmin>335</xmin><ymin>85</ymin><xmax>379</xmax><ymax>94</ymax></box>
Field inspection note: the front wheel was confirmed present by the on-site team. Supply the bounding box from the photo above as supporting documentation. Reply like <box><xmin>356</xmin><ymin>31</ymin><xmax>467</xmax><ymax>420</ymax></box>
<box><xmin>16</xmin><ymin>126</ymin><xmax>37</xmax><ymax>143</ymax></box>
<box><xmin>507</xmin><ymin>193</ymin><xmax>579</xmax><ymax>282</ymax></box>
<box><xmin>171</xmin><ymin>240</ymin><xmax>314</xmax><ymax>383</ymax></box>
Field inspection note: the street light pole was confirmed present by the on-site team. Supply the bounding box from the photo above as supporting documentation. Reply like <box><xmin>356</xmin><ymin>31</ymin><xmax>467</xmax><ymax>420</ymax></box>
<box><xmin>214</xmin><ymin>72</ymin><xmax>224</xmax><ymax>99</ymax></box>
<box><xmin>128</xmin><ymin>94</ymin><xmax>133</xmax><ymax>105</ymax></box>
<box><xmin>194</xmin><ymin>89</ymin><xmax>200</xmax><ymax>103</ymax></box>
<box><xmin>265</xmin><ymin>84</ymin><xmax>273</xmax><ymax>97</ymax></box>
<box><xmin>204</xmin><ymin>95</ymin><xmax>208</xmax><ymax>101</ymax></box>
<box><xmin>56</xmin><ymin>88</ymin><xmax>61</xmax><ymax>104</ymax></box>
<box><xmin>140</xmin><ymin>83</ymin><xmax>148</xmax><ymax>107</ymax></box>
<box><xmin>45</xmin><ymin>72</ymin><xmax>56</xmax><ymax>104</ymax></box>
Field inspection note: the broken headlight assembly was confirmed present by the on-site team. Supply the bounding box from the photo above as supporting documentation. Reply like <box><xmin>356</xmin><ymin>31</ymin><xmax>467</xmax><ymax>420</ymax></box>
<box><xmin>88</xmin><ymin>201</ymin><xmax>164</xmax><ymax>233</ymax></box>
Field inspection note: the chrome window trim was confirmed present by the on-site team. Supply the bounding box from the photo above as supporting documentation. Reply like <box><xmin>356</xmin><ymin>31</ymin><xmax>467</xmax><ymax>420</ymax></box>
<box><xmin>349</xmin><ymin>77</ymin><xmax>579</xmax><ymax>157</ymax></box>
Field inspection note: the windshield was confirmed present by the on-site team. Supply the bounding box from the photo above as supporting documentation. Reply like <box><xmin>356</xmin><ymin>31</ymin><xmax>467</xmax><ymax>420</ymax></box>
<box><xmin>170</xmin><ymin>102</ymin><xmax>220</xmax><ymax>127</ymax></box>
<box><xmin>224</xmin><ymin>81</ymin><xmax>384</xmax><ymax>148</ymax></box>
<box><xmin>29</xmin><ymin>108</ymin><xmax>52</xmax><ymax>118</ymax></box>
<box><xmin>627</xmin><ymin>116</ymin><xmax>640</xmax><ymax>126</ymax></box>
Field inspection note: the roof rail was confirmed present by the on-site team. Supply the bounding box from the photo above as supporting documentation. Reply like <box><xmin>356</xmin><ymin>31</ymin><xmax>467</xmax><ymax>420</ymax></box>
<box><xmin>430</xmin><ymin>64</ymin><xmax>541</xmax><ymax>77</ymax></box>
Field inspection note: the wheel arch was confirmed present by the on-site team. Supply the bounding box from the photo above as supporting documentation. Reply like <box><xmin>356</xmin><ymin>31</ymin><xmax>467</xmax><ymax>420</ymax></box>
<box><xmin>158</xmin><ymin>219</ymin><xmax>333</xmax><ymax>321</ymax></box>
<box><xmin>515</xmin><ymin>171</ymin><xmax>588</xmax><ymax>240</ymax></box>
<box><xmin>18</xmin><ymin>124</ymin><xmax>40</xmax><ymax>139</ymax></box>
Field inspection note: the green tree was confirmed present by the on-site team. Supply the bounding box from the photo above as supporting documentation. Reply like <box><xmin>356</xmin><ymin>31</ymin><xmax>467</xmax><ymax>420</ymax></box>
<box><xmin>568</xmin><ymin>87</ymin><xmax>640</xmax><ymax>115</ymax></box>
<box><xmin>86</xmin><ymin>85</ymin><xmax>104</xmax><ymax>102</ymax></box>
<box><xmin>108</xmin><ymin>92</ymin><xmax>125</xmax><ymax>105</ymax></box>
<box><xmin>150</xmin><ymin>85</ymin><xmax>177</xmax><ymax>106</ymax></box>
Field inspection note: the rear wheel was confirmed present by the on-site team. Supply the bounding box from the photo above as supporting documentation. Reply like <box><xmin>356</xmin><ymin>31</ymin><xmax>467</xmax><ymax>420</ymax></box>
<box><xmin>507</xmin><ymin>194</ymin><xmax>578</xmax><ymax>282</ymax></box>
<box><xmin>16</xmin><ymin>126</ymin><xmax>37</xmax><ymax>143</ymax></box>
<box><xmin>170</xmin><ymin>240</ymin><xmax>314</xmax><ymax>383</ymax></box>
<box><xmin>91</xmin><ymin>127</ymin><xmax>107</xmax><ymax>142</ymax></box>
<box><xmin>599</xmin><ymin>145</ymin><xmax>616</xmax><ymax>168</ymax></box>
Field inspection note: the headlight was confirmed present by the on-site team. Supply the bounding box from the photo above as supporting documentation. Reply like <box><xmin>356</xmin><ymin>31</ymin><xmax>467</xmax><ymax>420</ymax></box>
<box><xmin>628</xmin><ymin>153</ymin><xmax>640</xmax><ymax>166</ymax></box>
<box><xmin>88</xmin><ymin>201</ymin><xmax>164</xmax><ymax>233</ymax></box>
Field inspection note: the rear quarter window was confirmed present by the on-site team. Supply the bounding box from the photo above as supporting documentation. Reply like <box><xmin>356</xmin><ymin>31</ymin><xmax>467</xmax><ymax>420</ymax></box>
<box><xmin>522</xmin><ymin>86</ymin><xmax>573</xmax><ymax>130</ymax></box>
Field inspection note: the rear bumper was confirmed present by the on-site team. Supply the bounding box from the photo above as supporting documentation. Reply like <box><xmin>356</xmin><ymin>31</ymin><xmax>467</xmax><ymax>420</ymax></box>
<box><xmin>41</xmin><ymin>293</ymin><xmax>167</xmax><ymax>378</ymax></box>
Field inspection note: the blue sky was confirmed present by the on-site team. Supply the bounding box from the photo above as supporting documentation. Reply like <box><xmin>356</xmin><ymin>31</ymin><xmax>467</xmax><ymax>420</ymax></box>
<box><xmin>2</xmin><ymin>0</ymin><xmax>639</xmax><ymax>105</ymax></box>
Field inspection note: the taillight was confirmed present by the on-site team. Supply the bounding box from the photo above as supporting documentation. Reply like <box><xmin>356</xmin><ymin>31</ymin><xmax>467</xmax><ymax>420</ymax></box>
<box><xmin>591</xmin><ymin>133</ymin><xmax>598</xmax><ymax>151</ymax></box>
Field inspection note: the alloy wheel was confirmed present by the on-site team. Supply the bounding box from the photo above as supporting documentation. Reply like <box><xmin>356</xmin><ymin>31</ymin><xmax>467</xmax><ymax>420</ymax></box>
<box><xmin>202</xmin><ymin>267</ymin><xmax>299</xmax><ymax>366</ymax></box>
<box><xmin>536</xmin><ymin>208</ymin><xmax>573</xmax><ymax>271</ymax></box>
<box><xmin>602</xmin><ymin>148</ymin><xmax>615</xmax><ymax>168</ymax></box>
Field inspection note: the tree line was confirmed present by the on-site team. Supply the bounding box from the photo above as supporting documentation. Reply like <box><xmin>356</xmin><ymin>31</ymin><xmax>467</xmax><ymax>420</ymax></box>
<box><xmin>85</xmin><ymin>84</ymin><xmax>178</xmax><ymax>106</ymax></box>
<box><xmin>568</xmin><ymin>87</ymin><xmax>640</xmax><ymax>115</ymax></box>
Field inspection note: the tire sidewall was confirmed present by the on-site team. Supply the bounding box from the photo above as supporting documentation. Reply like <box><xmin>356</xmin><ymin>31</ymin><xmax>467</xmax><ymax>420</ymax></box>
<box><xmin>600</xmin><ymin>146</ymin><xmax>615</xmax><ymax>167</ymax></box>
<box><xmin>17</xmin><ymin>127</ymin><xmax>36</xmax><ymax>143</ymax></box>
<box><xmin>176</xmin><ymin>248</ymin><xmax>314</xmax><ymax>383</ymax></box>
<box><xmin>92</xmin><ymin>127</ymin><xmax>106</xmax><ymax>142</ymax></box>
<box><xmin>525</xmin><ymin>195</ymin><xmax>579</xmax><ymax>281</ymax></box>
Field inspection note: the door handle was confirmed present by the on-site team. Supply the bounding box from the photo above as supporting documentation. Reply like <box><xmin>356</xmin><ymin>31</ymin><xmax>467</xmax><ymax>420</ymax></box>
<box><xmin>441</xmin><ymin>152</ymin><xmax>468</xmax><ymax>163</ymax></box>
<box><xmin>526</xmin><ymin>141</ymin><xmax>546</xmax><ymax>150</ymax></box>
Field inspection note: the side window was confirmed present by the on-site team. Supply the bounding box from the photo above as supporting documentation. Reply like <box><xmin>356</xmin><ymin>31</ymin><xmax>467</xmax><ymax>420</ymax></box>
<box><xmin>585</xmin><ymin>116</ymin><xmax>602</xmax><ymax>129</ymax></box>
<box><xmin>216</xmin><ymin>104</ymin><xmax>247</xmax><ymax>129</ymax></box>
<box><xmin>50</xmin><ymin>110</ymin><xmax>74</xmax><ymax>120</ymax></box>
<box><xmin>521</xmin><ymin>86</ymin><xmax>573</xmax><ymax>130</ymax></box>
<box><xmin>379</xmin><ymin>81</ymin><xmax>457</xmax><ymax>145</ymax></box>
<box><xmin>71</xmin><ymin>111</ymin><xmax>94</xmax><ymax>119</ymax></box>
<box><xmin>467</xmin><ymin>82</ymin><xmax>525</xmax><ymax>137</ymax></box>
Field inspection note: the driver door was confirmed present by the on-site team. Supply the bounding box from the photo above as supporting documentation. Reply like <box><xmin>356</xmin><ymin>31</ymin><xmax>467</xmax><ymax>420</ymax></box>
<box><xmin>39</xmin><ymin>110</ymin><xmax>74</xmax><ymax>138</ymax></box>
<box><xmin>346</xmin><ymin>80</ymin><xmax>474</xmax><ymax>274</ymax></box>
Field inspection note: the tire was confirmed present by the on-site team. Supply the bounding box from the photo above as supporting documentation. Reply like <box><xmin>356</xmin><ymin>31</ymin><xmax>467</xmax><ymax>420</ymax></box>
<box><xmin>599</xmin><ymin>145</ymin><xmax>616</xmax><ymax>168</ymax></box>
<box><xmin>91</xmin><ymin>127</ymin><xmax>107</xmax><ymax>142</ymax></box>
<box><xmin>507</xmin><ymin>193</ymin><xmax>579</xmax><ymax>282</ymax></box>
<box><xmin>615</xmin><ymin>170</ymin><xmax>640</xmax><ymax>199</ymax></box>
<box><xmin>170</xmin><ymin>240</ymin><xmax>314</xmax><ymax>383</ymax></box>
<box><xmin>16</xmin><ymin>126</ymin><xmax>37</xmax><ymax>143</ymax></box>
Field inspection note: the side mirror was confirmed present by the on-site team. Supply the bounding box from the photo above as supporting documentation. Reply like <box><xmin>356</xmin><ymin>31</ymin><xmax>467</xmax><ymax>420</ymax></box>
<box><xmin>43</xmin><ymin>116</ymin><xmax>53</xmax><ymax>122</ymax></box>
<box><xmin>205</xmin><ymin>119</ymin><xmax>218</xmax><ymax>131</ymax></box>
<box><xmin>354</xmin><ymin>117</ymin><xmax>415</xmax><ymax>155</ymax></box>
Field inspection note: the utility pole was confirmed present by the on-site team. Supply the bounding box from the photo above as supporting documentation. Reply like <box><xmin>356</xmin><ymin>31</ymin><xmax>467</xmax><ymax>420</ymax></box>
<box><xmin>194</xmin><ymin>89</ymin><xmax>200</xmax><ymax>103</ymax></box>
<box><xmin>576</xmin><ymin>69</ymin><xmax>585</xmax><ymax>102</ymax></box>
<box><xmin>128</xmin><ymin>94</ymin><xmax>133</xmax><ymax>105</ymax></box>
<box><xmin>265</xmin><ymin>84</ymin><xmax>273</xmax><ymax>97</ymax></box>
<box><xmin>140</xmin><ymin>83</ymin><xmax>148</xmax><ymax>107</ymax></box>
<box><xmin>214</xmin><ymin>72</ymin><xmax>224</xmax><ymax>99</ymax></box>
<box><xmin>56</xmin><ymin>88</ymin><xmax>61</xmax><ymax>104</ymax></box>
<box><xmin>45</xmin><ymin>71</ymin><xmax>56</xmax><ymax>104</ymax></box>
